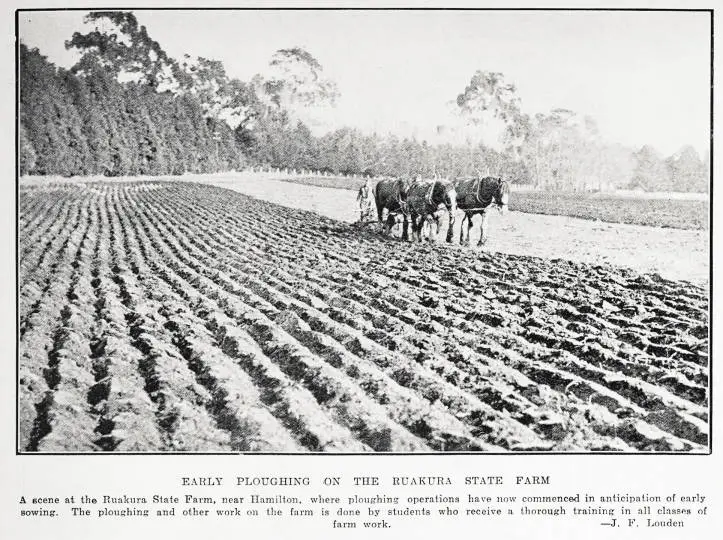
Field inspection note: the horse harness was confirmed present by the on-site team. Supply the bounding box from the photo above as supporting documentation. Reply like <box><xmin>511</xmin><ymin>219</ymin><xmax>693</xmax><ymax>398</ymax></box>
<box><xmin>417</xmin><ymin>181</ymin><xmax>438</xmax><ymax>207</ymax></box>
<box><xmin>457</xmin><ymin>178</ymin><xmax>487</xmax><ymax>212</ymax></box>
<box><xmin>460</xmin><ymin>177</ymin><xmax>502</xmax><ymax>213</ymax></box>
<box><xmin>425</xmin><ymin>182</ymin><xmax>435</xmax><ymax>206</ymax></box>
<box><xmin>397</xmin><ymin>191</ymin><xmax>410</xmax><ymax>216</ymax></box>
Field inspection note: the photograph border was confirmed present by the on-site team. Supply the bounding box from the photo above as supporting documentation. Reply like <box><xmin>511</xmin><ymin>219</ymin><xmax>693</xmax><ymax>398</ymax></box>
<box><xmin>15</xmin><ymin>5</ymin><xmax>715</xmax><ymax>457</ymax></box>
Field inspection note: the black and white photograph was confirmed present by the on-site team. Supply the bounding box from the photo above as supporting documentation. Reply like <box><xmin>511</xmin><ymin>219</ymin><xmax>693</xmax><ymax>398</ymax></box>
<box><xmin>16</xmin><ymin>7</ymin><xmax>711</xmax><ymax>454</ymax></box>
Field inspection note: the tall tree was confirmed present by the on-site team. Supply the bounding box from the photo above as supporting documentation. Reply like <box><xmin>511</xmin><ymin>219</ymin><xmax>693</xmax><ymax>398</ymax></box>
<box><xmin>631</xmin><ymin>145</ymin><xmax>668</xmax><ymax>191</ymax></box>
<box><xmin>18</xmin><ymin>123</ymin><xmax>37</xmax><ymax>175</ymax></box>
<box><xmin>665</xmin><ymin>146</ymin><xmax>707</xmax><ymax>192</ymax></box>
<box><xmin>66</xmin><ymin>11</ymin><xmax>175</xmax><ymax>89</ymax></box>
<box><xmin>263</xmin><ymin>47</ymin><xmax>339</xmax><ymax>109</ymax></box>
<box><xmin>64</xmin><ymin>69</ymin><xmax>113</xmax><ymax>174</ymax></box>
<box><xmin>455</xmin><ymin>70</ymin><xmax>529</xmax><ymax>153</ymax></box>
<box><xmin>518</xmin><ymin>109</ymin><xmax>607</xmax><ymax>190</ymax></box>
<box><xmin>177</xmin><ymin>55</ymin><xmax>263</xmax><ymax>131</ymax></box>
<box><xmin>255</xmin><ymin>47</ymin><xmax>339</xmax><ymax>134</ymax></box>
<box><xmin>19</xmin><ymin>44</ymin><xmax>89</xmax><ymax>176</ymax></box>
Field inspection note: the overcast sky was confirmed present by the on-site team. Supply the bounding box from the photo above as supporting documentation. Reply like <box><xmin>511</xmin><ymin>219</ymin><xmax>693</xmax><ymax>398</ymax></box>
<box><xmin>19</xmin><ymin>9</ymin><xmax>711</xmax><ymax>156</ymax></box>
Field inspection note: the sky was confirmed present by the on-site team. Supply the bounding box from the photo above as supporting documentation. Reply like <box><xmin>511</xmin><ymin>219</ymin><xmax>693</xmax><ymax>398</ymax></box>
<box><xmin>18</xmin><ymin>9</ymin><xmax>711</xmax><ymax>156</ymax></box>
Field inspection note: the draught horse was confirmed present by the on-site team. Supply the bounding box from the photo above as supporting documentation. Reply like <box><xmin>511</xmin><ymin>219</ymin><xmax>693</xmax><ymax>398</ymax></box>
<box><xmin>405</xmin><ymin>179</ymin><xmax>457</xmax><ymax>243</ymax></box>
<box><xmin>453</xmin><ymin>176</ymin><xmax>510</xmax><ymax>246</ymax></box>
<box><xmin>374</xmin><ymin>177</ymin><xmax>412</xmax><ymax>240</ymax></box>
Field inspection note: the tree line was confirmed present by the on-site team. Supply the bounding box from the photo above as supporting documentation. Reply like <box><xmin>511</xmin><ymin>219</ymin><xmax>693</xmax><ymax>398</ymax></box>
<box><xmin>19</xmin><ymin>43</ymin><xmax>243</xmax><ymax>177</ymax></box>
<box><xmin>19</xmin><ymin>11</ymin><xmax>709</xmax><ymax>192</ymax></box>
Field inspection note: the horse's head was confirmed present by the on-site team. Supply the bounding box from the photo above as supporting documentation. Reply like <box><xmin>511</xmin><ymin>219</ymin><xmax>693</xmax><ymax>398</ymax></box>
<box><xmin>493</xmin><ymin>177</ymin><xmax>510</xmax><ymax>214</ymax></box>
<box><xmin>433</xmin><ymin>180</ymin><xmax>457</xmax><ymax>212</ymax></box>
<box><xmin>396</xmin><ymin>177</ymin><xmax>412</xmax><ymax>215</ymax></box>
<box><xmin>445</xmin><ymin>183</ymin><xmax>457</xmax><ymax>213</ymax></box>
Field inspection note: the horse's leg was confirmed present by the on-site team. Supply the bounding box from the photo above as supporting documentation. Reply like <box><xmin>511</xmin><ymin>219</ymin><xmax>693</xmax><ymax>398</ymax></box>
<box><xmin>385</xmin><ymin>213</ymin><xmax>395</xmax><ymax>236</ymax></box>
<box><xmin>402</xmin><ymin>214</ymin><xmax>409</xmax><ymax>242</ymax></box>
<box><xmin>446</xmin><ymin>207</ymin><xmax>455</xmax><ymax>243</ymax></box>
<box><xmin>377</xmin><ymin>203</ymin><xmax>385</xmax><ymax>233</ymax></box>
<box><xmin>465</xmin><ymin>213</ymin><xmax>473</xmax><ymax>246</ymax></box>
<box><xmin>412</xmin><ymin>214</ymin><xmax>422</xmax><ymax>243</ymax></box>
<box><xmin>477</xmin><ymin>210</ymin><xmax>490</xmax><ymax>246</ymax></box>
<box><xmin>459</xmin><ymin>213</ymin><xmax>466</xmax><ymax>244</ymax></box>
<box><xmin>426</xmin><ymin>215</ymin><xmax>436</xmax><ymax>243</ymax></box>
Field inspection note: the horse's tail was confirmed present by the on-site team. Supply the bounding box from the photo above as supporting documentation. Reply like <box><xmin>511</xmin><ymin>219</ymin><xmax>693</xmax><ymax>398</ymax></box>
<box><xmin>373</xmin><ymin>182</ymin><xmax>386</xmax><ymax>222</ymax></box>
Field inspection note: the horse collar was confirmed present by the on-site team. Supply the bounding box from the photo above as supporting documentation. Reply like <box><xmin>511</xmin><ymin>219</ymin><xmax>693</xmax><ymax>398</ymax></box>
<box><xmin>475</xmin><ymin>177</ymin><xmax>492</xmax><ymax>207</ymax></box>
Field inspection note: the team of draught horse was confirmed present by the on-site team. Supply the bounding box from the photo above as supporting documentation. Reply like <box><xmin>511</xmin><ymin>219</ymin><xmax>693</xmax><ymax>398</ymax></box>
<box><xmin>363</xmin><ymin>175</ymin><xmax>510</xmax><ymax>245</ymax></box>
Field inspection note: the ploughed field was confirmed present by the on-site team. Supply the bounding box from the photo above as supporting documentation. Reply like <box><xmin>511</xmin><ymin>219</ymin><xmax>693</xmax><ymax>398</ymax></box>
<box><xmin>18</xmin><ymin>181</ymin><xmax>709</xmax><ymax>452</ymax></box>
